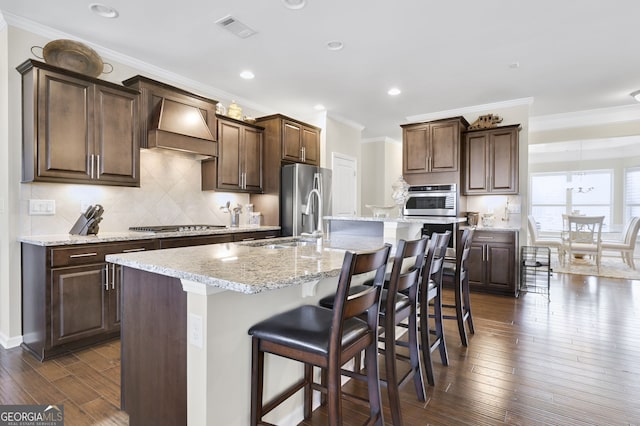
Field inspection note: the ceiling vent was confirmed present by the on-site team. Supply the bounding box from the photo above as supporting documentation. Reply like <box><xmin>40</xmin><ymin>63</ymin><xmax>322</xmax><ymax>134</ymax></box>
<box><xmin>215</xmin><ymin>15</ymin><xmax>257</xmax><ymax>39</ymax></box>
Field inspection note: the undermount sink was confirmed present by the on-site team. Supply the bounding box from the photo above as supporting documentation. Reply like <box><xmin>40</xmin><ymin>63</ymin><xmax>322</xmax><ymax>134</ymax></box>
<box><xmin>243</xmin><ymin>237</ymin><xmax>319</xmax><ymax>249</ymax></box>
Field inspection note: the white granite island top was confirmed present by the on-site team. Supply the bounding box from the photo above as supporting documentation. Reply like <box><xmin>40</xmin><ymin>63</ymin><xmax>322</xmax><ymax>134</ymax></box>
<box><xmin>106</xmin><ymin>236</ymin><xmax>386</xmax><ymax>294</ymax></box>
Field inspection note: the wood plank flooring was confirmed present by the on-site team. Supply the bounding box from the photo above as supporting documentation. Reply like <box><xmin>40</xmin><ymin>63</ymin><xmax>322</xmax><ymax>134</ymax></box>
<box><xmin>1</xmin><ymin>272</ymin><xmax>639</xmax><ymax>425</ymax></box>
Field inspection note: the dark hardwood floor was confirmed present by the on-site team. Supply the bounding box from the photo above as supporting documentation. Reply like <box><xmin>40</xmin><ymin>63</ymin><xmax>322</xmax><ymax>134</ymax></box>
<box><xmin>2</xmin><ymin>272</ymin><xmax>639</xmax><ymax>425</ymax></box>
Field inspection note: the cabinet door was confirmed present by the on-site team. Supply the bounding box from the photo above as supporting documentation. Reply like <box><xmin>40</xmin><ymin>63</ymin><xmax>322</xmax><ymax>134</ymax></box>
<box><xmin>464</xmin><ymin>132</ymin><xmax>489</xmax><ymax>194</ymax></box>
<box><xmin>37</xmin><ymin>69</ymin><xmax>93</xmax><ymax>180</ymax></box>
<box><xmin>51</xmin><ymin>264</ymin><xmax>108</xmax><ymax>346</ymax></box>
<box><xmin>94</xmin><ymin>85</ymin><xmax>139</xmax><ymax>185</ymax></box>
<box><xmin>489</xmin><ymin>129</ymin><xmax>519</xmax><ymax>193</ymax></box>
<box><xmin>301</xmin><ymin>126</ymin><xmax>320</xmax><ymax>165</ymax></box>
<box><xmin>217</xmin><ymin>119</ymin><xmax>242</xmax><ymax>190</ymax></box>
<box><xmin>282</xmin><ymin>120</ymin><xmax>302</xmax><ymax>162</ymax></box>
<box><xmin>243</xmin><ymin>126</ymin><xmax>263</xmax><ymax>192</ymax></box>
<box><xmin>486</xmin><ymin>243</ymin><xmax>516</xmax><ymax>292</ymax></box>
<box><xmin>402</xmin><ymin>125</ymin><xmax>429</xmax><ymax>174</ymax></box>
<box><xmin>467</xmin><ymin>243</ymin><xmax>486</xmax><ymax>287</ymax></box>
<box><xmin>430</xmin><ymin>121</ymin><xmax>459</xmax><ymax>172</ymax></box>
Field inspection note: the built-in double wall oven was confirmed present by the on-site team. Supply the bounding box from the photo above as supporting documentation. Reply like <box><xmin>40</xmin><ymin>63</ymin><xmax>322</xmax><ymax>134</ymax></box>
<box><xmin>404</xmin><ymin>184</ymin><xmax>459</xmax><ymax>259</ymax></box>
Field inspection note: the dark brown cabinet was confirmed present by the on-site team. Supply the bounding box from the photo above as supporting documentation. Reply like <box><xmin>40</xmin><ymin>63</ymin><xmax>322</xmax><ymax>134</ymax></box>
<box><xmin>201</xmin><ymin>116</ymin><xmax>264</xmax><ymax>193</ymax></box>
<box><xmin>467</xmin><ymin>230</ymin><xmax>518</xmax><ymax>296</ymax></box>
<box><xmin>21</xmin><ymin>240</ymin><xmax>158</xmax><ymax>360</ymax></box>
<box><xmin>256</xmin><ymin>114</ymin><xmax>321</xmax><ymax>169</ymax></box>
<box><xmin>463</xmin><ymin>125</ymin><xmax>520</xmax><ymax>195</ymax></box>
<box><xmin>401</xmin><ymin>117</ymin><xmax>469</xmax><ymax>179</ymax></box>
<box><xmin>18</xmin><ymin>59</ymin><xmax>140</xmax><ymax>187</ymax></box>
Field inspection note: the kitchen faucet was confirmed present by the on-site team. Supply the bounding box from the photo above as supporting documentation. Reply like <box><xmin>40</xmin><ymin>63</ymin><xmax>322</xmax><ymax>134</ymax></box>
<box><xmin>303</xmin><ymin>188</ymin><xmax>323</xmax><ymax>237</ymax></box>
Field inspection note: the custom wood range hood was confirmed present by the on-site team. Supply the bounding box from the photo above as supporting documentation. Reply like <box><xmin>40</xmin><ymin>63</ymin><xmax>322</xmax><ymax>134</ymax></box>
<box><xmin>123</xmin><ymin>75</ymin><xmax>218</xmax><ymax>158</ymax></box>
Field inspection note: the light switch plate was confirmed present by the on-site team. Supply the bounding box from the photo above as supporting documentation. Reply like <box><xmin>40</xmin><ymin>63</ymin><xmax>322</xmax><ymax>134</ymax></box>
<box><xmin>28</xmin><ymin>199</ymin><xmax>56</xmax><ymax>215</ymax></box>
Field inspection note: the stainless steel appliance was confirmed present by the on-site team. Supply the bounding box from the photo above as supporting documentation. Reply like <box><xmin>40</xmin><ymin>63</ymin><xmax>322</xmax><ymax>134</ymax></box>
<box><xmin>129</xmin><ymin>225</ymin><xmax>226</xmax><ymax>232</ymax></box>
<box><xmin>281</xmin><ymin>163</ymin><xmax>332</xmax><ymax>237</ymax></box>
<box><xmin>403</xmin><ymin>184</ymin><xmax>457</xmax><ymax>217</ymax></box>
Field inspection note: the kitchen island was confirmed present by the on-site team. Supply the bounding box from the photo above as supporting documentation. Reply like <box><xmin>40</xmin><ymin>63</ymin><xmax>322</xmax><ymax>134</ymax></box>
<box><xmin>106</xmin><ymin>235</ymin><xmax>386</xmax><ymax>426</ymax></box>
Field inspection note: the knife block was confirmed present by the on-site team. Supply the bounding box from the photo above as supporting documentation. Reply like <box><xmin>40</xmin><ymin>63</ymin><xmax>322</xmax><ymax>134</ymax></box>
<box><xmin>69</xmin><ymin>215</ymin><xmax>100</xmax><ymax>236</ymax></box>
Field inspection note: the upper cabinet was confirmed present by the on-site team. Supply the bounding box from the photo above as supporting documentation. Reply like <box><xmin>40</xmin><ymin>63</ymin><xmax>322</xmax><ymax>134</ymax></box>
<box><xmin>257</xmin><ymin>114</ymin><xmax>320</xmax><ymax>167</ymax></box>
<box><xmin>18</xmin><ymin>59</ymin><xmax>140</xmax><ymax>187</ymax></box>
<box><xmin>401</xmin><ymin>117</ymin><xmax>469</xmax><ymax>184</ymax></box>
<box><xmin>463</xmin><ymin>124</ymin><xmax>521</xmax><ymax>195</ymax></box>
<box><xmin>201</xmin><ymin>115</ymin><xmax>264</xmax><ymax>193</ymax></box>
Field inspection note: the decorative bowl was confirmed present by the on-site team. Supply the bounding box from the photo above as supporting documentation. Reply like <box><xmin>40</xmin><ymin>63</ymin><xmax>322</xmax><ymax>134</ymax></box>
<box><xmin>365</xmin><ymin>204</ymin><xmax>396</xmax><ymax>218</ymax></box>
<box><xmin>42</xmin><ymin>39</ymin><xmax>105</xmax><ymax>77</ymax></box>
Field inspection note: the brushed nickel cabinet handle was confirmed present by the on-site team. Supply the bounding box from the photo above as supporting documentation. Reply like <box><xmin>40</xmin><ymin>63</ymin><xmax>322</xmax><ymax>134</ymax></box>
<box><xmin>111</xmin><ymin>263</ymin><xmax>116</xmax><ymax>290</ymax></box>
<box><xmin>104</xmin><ymin>264</ymin><xmax>109</xmax><ymax>290</ymax></box>
<box><xmin>96</xmin><ymin>155</ymin><xmax>101</xmax><ymax>179</ymax></box>
<box><xmin>122</xmin><ymin>248</ymin><xmax>146</xmax><ymax>253</ymax></box>
<box><xmin>69</xmin><ymin>252</ymin><xmax>98</xmax><ymax>258</ymax></box>
<box><xmin>90</xmin><ymin>154</ymin><xmax>95</xmax><ymax>179</ymax></box>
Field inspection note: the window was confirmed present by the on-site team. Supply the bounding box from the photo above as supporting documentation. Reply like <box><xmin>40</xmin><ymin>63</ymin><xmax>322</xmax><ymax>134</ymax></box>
<box><xmin>624</xmin><ymin>167</ymin><xmax>640</xmax><ymax>221</ymax></box>
<box><xmin>530</xmin><ymin>170</ymin><xmax>612</xmax><ymax>230</ymax></box>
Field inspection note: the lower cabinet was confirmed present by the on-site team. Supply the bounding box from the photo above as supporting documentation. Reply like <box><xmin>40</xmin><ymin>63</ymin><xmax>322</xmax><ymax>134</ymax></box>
<box><xmin>22</xmin><ymin>240</ymin><xmax>158</xmax><ymax>360</ymax></box>
<box><xmin>21</xmin><ymin>230</ymin><xmax>281</xmax><ymax>360</ymax></box>
<box><xmin>467</xmin><ymin>229</ymin><xmax>518</xmax><ymax>296</ymax></box>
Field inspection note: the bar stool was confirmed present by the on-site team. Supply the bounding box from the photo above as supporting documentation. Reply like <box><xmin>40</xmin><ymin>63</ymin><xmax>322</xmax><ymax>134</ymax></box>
<box><xmin>441</xmin><ymin>228</ymin><xmax>475</xmax><ymax>346</ymax></box>
<box><xmin>417</xmin><ymin>231</ymin><xmax>451</xmax><ymax>385</ymax></box>
<box><xmin>318</xmin><ymin>237</ymin><xmax>429</xmax><ymax>426</ymax></box>
<box><xmin>248</xmin><ymin>244</ymin><xmax>391</xmax><ymax>426</ymax></box>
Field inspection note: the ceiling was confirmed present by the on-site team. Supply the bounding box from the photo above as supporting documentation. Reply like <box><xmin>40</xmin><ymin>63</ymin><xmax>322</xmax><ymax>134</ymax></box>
<box><xmin>2</xmin><ymin>0</ymin><xmax>640</xmax><ymax>140</ymax></box>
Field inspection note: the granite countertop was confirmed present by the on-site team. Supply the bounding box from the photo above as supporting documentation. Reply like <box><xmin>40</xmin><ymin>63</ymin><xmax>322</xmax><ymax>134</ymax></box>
<box><xmin>106</xmin><ymin>235</ymin><xmax>387</xmax><ymax>294</ymax></box>
<box><xmin>324</xmin><ymin>215</ymin><xmax>467</xmax><ymax>224</ymax></box>
<box><xmin>18</xmin><ymin>226</ymin><xmax>281</xmax><ymax>246</ymax></box>
<box><xmin>460</xmin><ymin>225</ymin><xmax>521</xmax><ymax>232</ymax></box>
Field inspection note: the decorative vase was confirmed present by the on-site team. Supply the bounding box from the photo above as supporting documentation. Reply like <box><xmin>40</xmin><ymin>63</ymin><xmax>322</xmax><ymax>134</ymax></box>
<box><xmin>391</xmin><ymin>176</ymin><xmax>410</xmax><ymax>217</ymax></box>
<box><xmin>227</xmin><ymin>101</ymin><xmax>242</xmax><ymax>120</ymax></box>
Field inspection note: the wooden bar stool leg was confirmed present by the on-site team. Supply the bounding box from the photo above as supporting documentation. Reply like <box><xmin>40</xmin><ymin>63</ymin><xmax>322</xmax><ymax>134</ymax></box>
<box><xmin>385</xmin><ymin>325</ymin><xmax>403</xmax><ymax>426</ymax></box>
<box><xmin>408</xmin><ymin>306</ymin><xmax>426</xmax><ymax>400</ymax></box>
<box><xmin>250</xmin><ymin>338</ymin><xmax>264</xmax><ymax>426</ymax></box>
<box><xmin>420</xmin><ymin>300</ymin><xmax>435</xmax><ymax>386</ymax></box>
<box><xmin>304</xmin><ymin>363</ymin><xmax>313</xmax><ymax>419</ymax></box>
<box><xmin>455</xmin><ymin>279</ymin><xmax>469</xmax><ymax>347</ymax></box>
<box><xmin>365</xmin><ymin>335</ymin><xmax>384</xmax><ymax>426</ymax></box>
<box><xmin>433</xmin><ymin>289</ymin><xmax>449</xmax><ymax>366</ymax></box>
<box><xmin>463</xmin><ymin>283</ymin><xmax>475</xmax><ymax>335</ymax></box>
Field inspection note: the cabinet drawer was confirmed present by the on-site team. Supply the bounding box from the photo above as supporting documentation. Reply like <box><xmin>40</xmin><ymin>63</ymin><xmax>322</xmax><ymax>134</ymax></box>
<box><xmin>51</xmin><ymin>240</ymin><xmax>157</xmax><ymax>267</ymax></box>
<box><xmin>159</xmin><ymin>234</ymin><xmax>233</xmax><ymax>249</ymax></box>
<box><xmin>233</xmin><ymin>230</ymin><xmax>280</xmax><ymax>242</ymax></box>
<box><xmin>472</xmin><ymin>230</ymin><xmax>515</xmax><ymax>244</ymax></box>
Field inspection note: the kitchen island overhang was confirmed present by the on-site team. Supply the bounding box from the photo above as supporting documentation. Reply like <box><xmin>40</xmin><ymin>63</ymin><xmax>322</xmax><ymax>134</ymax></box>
<box><xmin>106</xmin><ymin>236</ymin><xmax>387</xmax><ymax>426</ymax></box>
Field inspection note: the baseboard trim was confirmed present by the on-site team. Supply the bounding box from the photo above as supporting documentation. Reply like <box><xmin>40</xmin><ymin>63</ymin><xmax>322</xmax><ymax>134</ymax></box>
<box><xmin>0</xmin><ymin>332</ymin><xmax>23</xmax><ymax>349</ymax></box>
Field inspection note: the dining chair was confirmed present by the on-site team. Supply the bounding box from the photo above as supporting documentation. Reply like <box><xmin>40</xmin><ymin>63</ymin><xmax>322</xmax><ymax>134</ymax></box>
<box><xmin>527</xmin><ymin>215</ymin><xmax>564</xmax><ymax>263</ymax></box>
<box><xmin>248</xmin><ymin>244</ymin><xmax>391</xmax><ymax>426</ymax></box>
<box><xmin>564</xmin><ymin>215</ymin><xmax>605</xmax><ymax>273</ymax></box>
<box><xmin>601</xmin><ymin>216</ymin><xmax>640</xmax><ymax>270</ymax></box>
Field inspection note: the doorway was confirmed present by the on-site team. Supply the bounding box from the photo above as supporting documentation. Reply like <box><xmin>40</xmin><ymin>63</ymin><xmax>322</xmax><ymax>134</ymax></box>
<box><xmin>332</xmin><ymin>153</ymin><xmax>357</xmax><ymax>216</ymax></box>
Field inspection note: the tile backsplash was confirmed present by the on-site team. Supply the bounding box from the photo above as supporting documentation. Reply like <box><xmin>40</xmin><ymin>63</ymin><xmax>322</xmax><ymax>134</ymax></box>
<box><xmin>19</xmin><ymin>149</ymin><xmax>250</xmax><ymax>236</ymax></box>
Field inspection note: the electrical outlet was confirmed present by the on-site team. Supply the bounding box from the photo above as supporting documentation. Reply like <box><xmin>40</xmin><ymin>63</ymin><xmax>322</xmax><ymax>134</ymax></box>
<box><xmin>189</xmin><ymin>313</ymin><xmax>203</xmax><ymax>348</ymax></box>
<box><xmin>28</xmin><ymin>199</ymin><xmax>56</xmax><ymax>215</ymax></box>
<box><xmin>508</xmin><ymin>204</ymin><xmax>521</xmax><ymax>214</ymax></box>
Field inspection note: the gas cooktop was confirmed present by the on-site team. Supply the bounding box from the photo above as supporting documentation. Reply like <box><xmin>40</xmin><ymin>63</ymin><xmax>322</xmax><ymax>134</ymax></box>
<box><xmin>129</xmin><ymin>225</ymin><xmax>227</xmax><ymax>233</ymax></box>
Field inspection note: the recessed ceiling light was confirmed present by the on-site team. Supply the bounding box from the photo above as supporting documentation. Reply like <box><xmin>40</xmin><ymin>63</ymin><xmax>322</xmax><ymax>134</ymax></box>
<box><xmin>89</xmin><ymin>3</ymin><xmax>119</xmax><ymax>18</ymax></box>
<box><xmin>388</xmin><ymin>87</ymin><xmax>401</xmax><ymax>96</ymax></box>
<box><xmin>509</xmin><ymin>61</ymin><xmax>520</xmax><ymax>69</ymax></box>
<box><xmin>630</xmin><ymin>89</ymin><xmax>640</xmax><ymax>102</ymax></box>
<box><xmin>314</xmin><ymin>104</ymin><xmax>326</xmax><ymax>111</ymax></box>
<box><xmin>240</xmin><ymin>70</ymin><xmax>255</xmax><ymax>80</ymax></box>
<box><xmin>326</xmin><ymin>41</ymin><xmax>344</xmax><ymax>51</ymax></box>
<box><xmin>282</xmin><ymin>0</ymin><xmax>306</xmax><ymax>10</ymax></box>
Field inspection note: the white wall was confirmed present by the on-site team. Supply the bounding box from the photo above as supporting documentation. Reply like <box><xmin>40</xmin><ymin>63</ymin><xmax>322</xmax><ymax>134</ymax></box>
<box><xmin>325</xmin><ymin>116</ymin><xmax>363</xmax><ymax>214</ymax></box>
<box><xmin>360</xmin><ymin>137</ymin><xmax>402</xmax><ymax>215</ymax></box>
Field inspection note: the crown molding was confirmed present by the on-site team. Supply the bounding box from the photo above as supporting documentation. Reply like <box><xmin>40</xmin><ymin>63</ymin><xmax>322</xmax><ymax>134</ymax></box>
<box><xmin>405</xmin><ymin>97</ymin><xmax>534</xmax><ymax>124</ymax></box>
<box><xmin>2</xmin><ymin>12</ymin><xmax>274</xmax><ymax>114</ymax></box>
<box><xmin>361</xmin><ymin>136</ymin><xmax>401</xmax><ymax>145</ymax></box>
<box><xmin>327</xmin><ymin>112</ymin><xmax>365</xmax><ymax>131</ymax></box>
<box><xmin>529</xmin><ymin>104</ymin><xmax>640</xmax><ymax>132</ymax></box>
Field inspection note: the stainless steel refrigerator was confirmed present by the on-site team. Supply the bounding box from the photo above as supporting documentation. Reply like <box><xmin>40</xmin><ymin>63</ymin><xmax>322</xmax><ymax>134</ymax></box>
<box><xmin>281</xmin><ymin>163</ymin><xmax>332</xmax><ymax>236</ymax></box>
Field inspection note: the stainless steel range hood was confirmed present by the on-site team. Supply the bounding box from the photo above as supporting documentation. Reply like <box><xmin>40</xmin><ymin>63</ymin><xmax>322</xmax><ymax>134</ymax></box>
<box><xmin>148</xmin><ymin>98</ymin><xmax>217</xmax><ymax>157</ymax></box>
